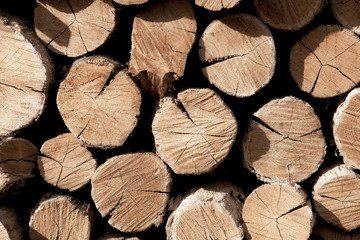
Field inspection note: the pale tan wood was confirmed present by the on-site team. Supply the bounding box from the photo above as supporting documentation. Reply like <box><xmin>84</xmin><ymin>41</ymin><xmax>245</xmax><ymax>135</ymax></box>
<box><xmin>97</xmin><ymin>232</ymin><xmax>140</xmax><ymax>240</ymax></box>
<box><xmin>199</xmin><ymin>13</ymin><xmax>276</xmax><ymax>98</ymax></box>
<box><xmin>312</xmin><ymin>227</ymin><xmax>360</xmax><ymax>240</ymax></box>
<box><xmin>35</xmin><ymin>0</ymin><xmax>116</xmax><ymax>57</ymax></box>
<box><xmin>0</xmin><ymin>14</ymin><xmax>53</xmax><ymax>138</ymax></box>
<box><xmin>38</xmin><ymin>133</ymin><xmax>97</xmax><ymax>192</ymax></box>
<box><xmin>128</xmin><ymin>0</ymin><xmax>196</xmax><ymax>97</ymax></box>
<box><xmin>152</xmin><ymin>88</ymin><xmax>237</xmax><ymax>175</ymax></box>
<box><xmin>29</xmin><ymin>194</ymin><xmax>94</xmax><ymax>240</ymax></box>
<box><xmin>91</xmin><ymin>152</ymin><xmax>172</xmax><ymax>233</ymax></box>
<box><xmin>194</xmin><ymin>0</ymin><xmax>241</xmax><ymax>11</ymax></box>
<box><xmin>166</xmin><ymin>182</ymin><xmax>244</xmax><ymax>240</ymax></box>
<box><xmin>113</xmin><ymin>0</ymin><xmax>149</xmax><ymax>5</ymax></box>
<box><xmin>243</xmin><ymin>183</ymin><xmax>314</xmax><ymax>240</ymax></box>
<box><xmin>57</xmin><ymin>56</ymin><xmax>141</xmax><ymax>149</ymax></box>
<box><xmin>313</xmin><ymin>164</ymin><xmax>360</xmax><ymax>231</ymax></box>
<box><xmin>243</xmin><ymin>96</ymin><xmax>326</xmax><ymax>183</ymax></box>
<box><xmin>0</xmin><ymin>207</ymin><xmax>22</xmax><ymax>240</ymax></box>
<box><xmin>253</xmin><ymin>0</ymin><xmax>325</xmax><ymax>31</ymax></box>
<box><xmin>331</xmin><ymin>0</ymin><xmax>360</xmax><ymax>35</ymax></box>
<box><xmin>290</xmin><ymin>25</ymin><xmax>360</xmax><ymax>98</ymax></box>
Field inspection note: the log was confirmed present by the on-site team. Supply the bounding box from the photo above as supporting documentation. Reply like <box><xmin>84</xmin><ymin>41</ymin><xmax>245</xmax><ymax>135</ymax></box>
<box><xmin>242</xmin><ymin>96</ymin><xmax>326</xmax><ymax>183</ymax></box>
<box><xmin>57</xmin><ymin>56</ymin><xmax>141</xmax><ymax>149</ymax></box>
<box><xmin>0</xmin><ymin>14</ymin><xmax>53</xmax><ymax>138</ymax></box>
<box><xmin>330</xmin><ymin>0</ymin><xmax>360</xmax><ymax>35</ymax></box>
<box><xmin>0</xmin><ymin>207</ymin><xmax>22</xmax><ymax>240</ymax></box>
<box><xmin>38</xmin><ymin>133</ymin><xmax>97</xmax><ymax>192</ymax></box>
<box><xmin>253</xmin><ymin>0</ymin><xmax>325</xmax><ymax>31</ymax></box>
<box><xmin>34</xmin><ymin>0</ymin><xmax>116</xmax><ymax>58</ymax></box>
<box><xmin>97</xmin><ymin>232</ymin><xmax>140</xmax><ymax>240</ymax></box>
<box><xmin>29</xmin><ymin>194</ymin><xmax>94</xmax><ymax>239</ymax></box>
<box><xmin>242</xmin><ymin>183</ymin><xmax>314</xmax><ymax>240</ymax></box>
<box><xmin>166</xmin><ymin>182</ymin><xmax>244</xmax><ymax>240</ymax></box>
<box><xmin>152</xmin><ymin>88</ymin><xmax>237</xmax><ymax>175</ymax></box>
<box><xmin>199</xmin><ymin>13</ymin><xmax>276</xmax><ymax>98</ymax></box>
<box><xmin>113</xmin><ymin>0</ymin><xmax>149</xmax><ymax>5</ymax></box>
<box><xmin>313</xmin><ymin>164</ymin><xmax>360</xmax><ymax>231</ymax></box>
<box><xmin>128</xmin><ymin>0</ymin><xmax>196</xmax><ymax>97</ymax></box>
<box><xmin>312</xmin><ymin>227</ymin><xmax>360</xmax><ymax>240</ymax></box>
<box><xmin>290</xmin><ymin>25</ymin><xmax>360</xmax><ymax>98</ymax></box>
<box><xmin>194</xmin><ymin>0</ymin><xmax>241</xmax><ymax>11</ymax></box>
<box><xmin>91</xmin><ymin>152</ymin><xmax>172</xmax><ymax>233</ymax></box>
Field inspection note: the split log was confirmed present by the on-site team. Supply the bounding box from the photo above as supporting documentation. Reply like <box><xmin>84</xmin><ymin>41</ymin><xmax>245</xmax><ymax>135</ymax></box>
<box><xmin>313</xmin><ymin>164</ymin><xmax>360</xmax><ymax>231</ymax></box>
<box><xmin>242</xmin><ymin>96</ymin><xmax>326</xmax><ymax>183</ymax></box>
<box><xmin>199</xmin><ymin>13</ymin><xmax>276</xmax><ymax>98</ymax></box>
<box><xmin>97</xmin><ymin>233</ymin><xmax>140</xmax><ymax>240</ymax></box>
<box><xmin>194</xmin><ymin>0</ymin><xmax>241</xmax><ymax>11</ymax></box>
<box><xmin>290</xmin><ymin>25</ymin><xmax>360</xmax><ymax>98</ymax></box>
<box><xmin>152</xmin><ymin>88</ymin><xmax>237</xmax><ymax>175</ymax></box>
<box><xmin>113</xmin><ymin>0</ymin><xmax>149</xmax><ymax>5</ymax></box>
<box><xmin>57</xmin><ymin>56</ymin><xmax>141</xmax><ymax>149</ymax></box>
<box><xmin>0</xmin><ymin>14</ymin><xmax>53</xmax><ymax>138</ymax></box>
<box><xmin>253</xmin><ymin>0</ymin><xmax>325</xmax><ymax>31</ymax></box>
<box><xmin>242</xmin><ymin>183</ymin><xmax>314</xmax><ymax>240</ymax></box>
<box><xmin>166</xmin><ymin>182</ymin><xmax>244</xmax><ymax>240</ymax></box>
<box><xmin>330</xmin><ymin>0</ymin><xmax>360</xmax><ymax>35</ymax></box>
<box><xmin>29</xmin><ymin>194</ymin><xmax>94</xmax><ymax>239</ymax></box>
<box><xmin>128</xmin><ymin>0</ymin><xmax>197</xmax><ymax>97</ymax></box>
<box><xmin>91</xmin><ymin>152</ymin><xmax>172</xmax><ymax>233</ymax></box>
<box><xmin>0</xmin><ymin>207</ymin><xmax>22</xmax><ymax>240</ymax></box>
<box><xmin>34</xmin><ymin>0</ymin><xmax>116</xmax><ymax>57</ymax></box>
<box><xmin>312</xmin><ymin>227</ymin><xmax>360</xmax><ymax>240</ymax></box>
<box><xmin>38</xmin><ymin>133</ymin><xmax>97</xmax><ymax>192</ymax></box>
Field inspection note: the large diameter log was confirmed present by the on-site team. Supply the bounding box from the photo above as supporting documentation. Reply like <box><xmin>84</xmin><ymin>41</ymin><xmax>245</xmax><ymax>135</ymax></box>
<box><xmin>312</xmin><ymin>227</ymin><xmax>360</xmax><ymax>240</ymax></box>
<box><xmin>91</xmin><ymin>152</ymin><xmax>172</xmax><ymax>233</ymax></box>
<box><xmin>331</xmin><ymin>0</ymin><xmax>360</xmax><ymax>35</ymax></box>
<box><xmin>57</xmin><ymin>56</ymin><xmax>141</xmax><ymax>149</ymax></box>
<box><xmin>0</xmin><ymin>14</ymin><xmax>53</xmax><ymax>138</ymax></box>
<box><xmin>38</xmin><ymin>133</ymin><xmax>97</xmax><ymax>192</ymax></box>
<box><xmin>34</xmin><ymin>0</ymin><xmax>116</xmax><ymax>58</ymax></box>
<box><xmin>152</xmin><ymin>88</ymin><xmax>238</xmax><ymax>175</ymax></box>
<box><xmin>0</xmin><ymin>207</ymin><xmax>22</xmax><ymax>240</ymax></box>
<box><xmin>243</xmin><ymin>183</ymin><xmax>314</xmax><ymax>240</ymax></box>
<box><xmin>194</xmin><ymin>0</ymin><xmax>241</xmax><ymax>11</ymax></box>
<box><xmin>166</xmin><ymin>182</ymin><xmax>244</xmax><ymax>240</ymax></box>
<box><xmin>242</xmin><ymin>96</ymin><xmax>326</xmax><ymax>183</ymax></box>
<box><xmin>290</xmin><ymin>25</ymin><xmax>360</xmax><ymax>98</ymax></box>
<box><xmin>199</xmin><ymin>13</ymin><xmax>276</xmax><ymax>98</ymax></box>
<box><xmin>128</xmin><ymin>0</ymin><xmax>196</xmax><ymax>97</ymax></box>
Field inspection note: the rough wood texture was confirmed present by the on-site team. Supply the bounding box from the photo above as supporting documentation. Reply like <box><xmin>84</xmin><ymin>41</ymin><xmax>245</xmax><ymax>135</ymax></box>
<box><xmin>199</xmin><ymin>13</ymin><xmax>276</xmax><ymax>98</ymax></box>
<box><xmin>113</xmin><ymin>0</ymin><xmax>149</xmax><ymax>5</ymax></box>
<box><xmin>313</xmin><ymin>164</ymin><xmax>360</xmax><ymax>231</ymax></box>
<box><xmin>331</xmin><ymin>0</ymin><xmax>360</xmax><ymax>35</ymax></box>
<box><xmin>91</xmin><ymin>152</ymin><xmax>172</xmax><ymax>233</ymax></box>
<box><xmin>333</xmin><ymin>88</ymin><xmax>360</xmax><ymax>169</ymax></box>
<box><xmin>166</xmin><ymin>182</ymin><xmax>244</xmax><ymax>240</ymax></box>
<box><xmin>194</xmin><ymin>0</ymin><xmax>241</xmax><ymax>11</ymax></box>
<box><xmin>38</xmin><ymin>133</ymin><xmax>97</xmax><ymax>192</ymax></box>
<box><xmin>290</xmin><ymin>25</ymin><xmax>360</xmax><ymax>98</ymax></box>
<box><xmin>312</xmin><ymin>227</ymin><xmax>360</xmax><ymax>240</ymax></box>
<box><xmin>57</xmin><ymin>56</ymin><xmax>141</xmax><ymax>149</ymax></box>
<box><xmin>243</xmin><ymin>183</ymin><xmax>314</xmax><ymax>240</ymax></box>
<box><xmin>35</xmin><ymin>0</ymin><xmax>116</xmax><ymax>57</ymax></box>
<box><xmin>0</xmin><ymin>14</ymin><xmax>53</xmax><ymax>138</ymax></box>
<box><xmin>29</xmin><ymin>194</ymin><xmax>94</xmax><ymax>239</ymax></box>
<box><xmin>253</xmin><ymin>0</ymin><xmax>324</xmax><ymax>31</ymax></box>
<box><xmin>97</xmin><ymin>232</ymin><xmax>140</xmax><ymax>240</ymax></box>
<box><xmin>128</xmin><ymin>0</ymin><xmax>196</xmax><ymax>97</ymax></box>
<box><xmin>0</xmin><ymin>207</ymin><xmax>22</xmax><ymax>240</ymax></box>
<box><xmin>242</xmin><ymin>96</ymin><xmax>326</xmax><ymax>183</ymax></box>
<box><xmin>152</xmin><ymin>88</ymin><xmax>237</xmax><ymax>175</ymax></box>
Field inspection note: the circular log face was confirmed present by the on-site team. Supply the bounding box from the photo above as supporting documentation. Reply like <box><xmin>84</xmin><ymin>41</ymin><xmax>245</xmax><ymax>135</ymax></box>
<box><xmin>253</xmin><ymin>0</ymin><xmax>324</xmax><ymax>31</ymax></box>
<box><xmin>199</xmin><ymin>13</ymin><xmax>276</xmax><ymax>98</ymax></box>
<box><xmin>152</xmin><ymin>88</ymin><xmax>238</xmax><ymax>175</ymax></box>
<box><xmin>34</xmin><ymin>0</ymin><xmax>116</xmax><ymax>57</ymax></box>
<box><xmin>194</xmin><ymin>0</ymin><xmax>241</xmax><ymax>11</ymax></box>
<box><xmin>243</xmin><ymin>96</ymin><xmax>326</xmax><ymax>183</ymax></box>
<box><xmin>331</xmin><ymin>0</ymin><xmax>360</xmax><ymax>35</ymax></box>
<box><xmin>290</xmin><ymin>25</ymin><xmax>360</xmax><ymax>98</ymax></box>
<box><xmin>113</xmin><ymin>0</ymin><xmax>149</xmax><ymax>5</ymax></box>
<box><xmin>91</xmin><ymin>152</ymin><xmax>172</xmax><ymax>233</ymax></box>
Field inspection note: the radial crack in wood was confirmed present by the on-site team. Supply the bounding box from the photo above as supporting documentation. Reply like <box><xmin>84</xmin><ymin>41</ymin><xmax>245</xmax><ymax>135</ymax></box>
<box><xmin>331</xmin><ymin>0</ymin><xmax>360</xmax><ymax>35</ymax></box>
<box><xmin>194</xmin><ymin>0</ymin><xmax>242</xmax><ymax>11</ymax></box>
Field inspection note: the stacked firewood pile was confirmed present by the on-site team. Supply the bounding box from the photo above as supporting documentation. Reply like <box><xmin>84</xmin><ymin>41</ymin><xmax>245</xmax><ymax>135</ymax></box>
<box><xmin>1</xmin><ymin>0</ymin><xmax>360</xmax><ymax>239</ymax></box>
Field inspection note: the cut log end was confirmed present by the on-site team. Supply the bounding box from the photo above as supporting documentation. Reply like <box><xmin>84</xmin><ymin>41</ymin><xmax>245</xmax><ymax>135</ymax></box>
<box><xmin>0</xmin><ymin>207</ymin><xmax>22</xmax><ymax>240</ymax></box>
<box><xmin>330</xmin><ymin>0</ymin><xmax>360</xmax><ymax>35</ymax></box>
<box><xmin>194</xmin><ymin>0</ymin><xmax>241</xmax><ymax>11</ymax></box>
<box><xmin>312</xmin><ymin>226</ymin><xmax>360</xmax><ymax>240</ymax></box>
<box><xmin>113</xmin><ymin>0</ymin><xmax>149</xmax><ymax>5</ymax></box>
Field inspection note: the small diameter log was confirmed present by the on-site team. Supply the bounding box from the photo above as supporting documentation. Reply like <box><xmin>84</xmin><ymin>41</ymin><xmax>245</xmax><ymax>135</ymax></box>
<box><xmin>152</xmin><ymin>88</ymin><xmax>237</xmax><ymax>175</ymax></box>
<box><xmin>35</xmin><ymin>0</ymin><xmax>116</xmax><ymax>57</ymax></box>
<box><xmin>166</xmin><ymin>182</ymin><xmax>244</xmax><ymax>240</ymax></box>
<box><xmin>199</xmin><ymin>13</ymin><xmax>276</xmax><ymax>98</ymax></box>
<box><xmin>128</xmin><ymin>0</ymin><xmax>197</xmax><ymax>97</ymax></box>
<box><xmin>97</xmin><ymin>232</ymin><xmax>140</xmax><ymax>240</ymax></box>
<box><xmin>38</xmin><ymin>133</ymin><xmax>97</xmax><ymax>192</ymax></box>
<box><xmin>312</xmin><ymin>227</ymin><xmax>360</xmax><ymax>240</ymax></box>
<box><xmin>0</xmin><ymin>207</ymin><xmax>22</xmax><ymax>240</ymax></box>
<box><xmin>253</xmin><ymin>0</ymin><xmax>324</xmax><ymax>31</ymax></box>
<box><xmin>113</xmin><ymin>0</ymin><xmax>149</xmax><ymax>5</ymax></box>
<box><xmin>91</xmin><ymin>152</ymin><xmax>172</xmax><ymax>233</ymax></box>
<box><xmin>331</xmin><ymin>0</ymin><xmax>360</xmax><ymax>35</ymax></box>
<box><xmin>0</xmin><ymin>14</ymin><xmax>53</xmax><ymax>138</ymax></box>
<box><xmin>243</xmin><ymin>183</ymin><xmax>314</xmax><ymax>240</ymax></box>
<box><xmin>313</xmin><ymin>164</ymin><xmax>360</xmax><ymax>231</ymax></box>
<box><xmin>290</xmin><ymin>25</ymin><xmax>360</xmax><ymax>98</ymax></box>
<box><xmin>29</xmin><ymin>194</ymin><xmax>94</xmax><ymax>239</ymax></box>
<box><xmin>194</xmin><ymin>0</ymin><xmax>241</xmax><ymax>11</ymax></box>
<box><xmin>242</xmin><ymin>96</ymin><xmax>326</xmax><ymax>183</ymax></box>
<box><xmin>57</xmin><ymin>56</ymin><xmax>141</xmax><ymax>149</ymax></box>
